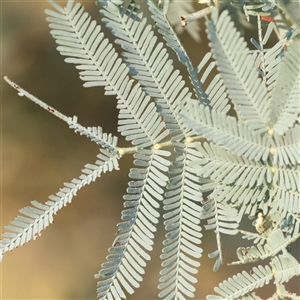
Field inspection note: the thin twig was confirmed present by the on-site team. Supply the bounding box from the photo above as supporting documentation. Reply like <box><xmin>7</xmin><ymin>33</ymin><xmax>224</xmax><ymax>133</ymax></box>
<box><xmin>181</xmin><ymin>6</ymin><xmax>212</xmax><ymax>28</ymax></box>
<box><xmin>4</xmin><ymin>76</ymin><xmax>72</xmax><ymax>124</ymax></box>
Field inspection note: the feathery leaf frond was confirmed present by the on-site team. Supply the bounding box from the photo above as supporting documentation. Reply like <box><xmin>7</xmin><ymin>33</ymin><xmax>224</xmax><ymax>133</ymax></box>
<box><xmin>70</xmin><ymin>117</ymin><xmax>119</xmax><ymax>154</ymax></box>
<box><xmin>271</xmin><ymin>253</ymin><xmax>300</xmax><ymax>284</ymax></box>
<box><xmin>101</xmin><ymin>0</ymin><xmax>192</xmax><ymax>136</ymax></box>
<box><xmin>207</xmin><ymin>9</ymin><xmax>270</xmax><ymax>134</ymax></box>
<box><xmin>0</xmin><ymin>150</ymin><xmax>119</xmax><ymax>262</ymax></box>
<box><xmin>183</xmin><ymin>102</ymin><xmax>272</xmax><ymax>162</ymax></box>
<box><xmin>159</xmin><ymin>141</ymin><xmax>203</xmax><ymax>299</ymax></box>
<box><xmin>273</xmin><ymin>127</ymin><xmax>300</xmax><ymax>166</ymax></box>
<box><xmin>46</xmin><ymin>0</ymin><xmax>128</xmax><ymax>92</ymax></box>
<box><xmin>146</xmin><ymin>0</ymin><xmax>209</xmax><ymax>106</ymax></box>
<box><xmin>196</xmin><ymin>52</ymin><xmax>230</xmax><ymax>113</ymax></box>
<box><xmin>207</xmin><ymin>265</ymin><xmax>273</xmax><ymax>300</ymax></box>
<box><xmin>269</xmin><ymin>40</ymin><xmax>300</xmax><ymax>135</ymax></box>
<box><xmin>236</xmin><ymin>229</ymin><xmax>299</xmax><ymax>264</ymax></box>
<box><xmin>95</xmin><ymin>149</ymin><xmax>170</xmax><ymax>299</ymax></box>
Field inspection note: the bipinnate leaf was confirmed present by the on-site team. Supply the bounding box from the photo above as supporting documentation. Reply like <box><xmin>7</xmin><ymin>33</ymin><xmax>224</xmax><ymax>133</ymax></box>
<box><xmin>2</xmin><ymin>1</ymin><xmax>300</xmax><ymax>299</ymax></box>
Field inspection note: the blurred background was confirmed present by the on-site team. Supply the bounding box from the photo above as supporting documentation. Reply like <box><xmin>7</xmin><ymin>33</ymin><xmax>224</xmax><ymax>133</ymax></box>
<box><xmin>1</xmin><ymin>0</ymin><xmax>299</xmax><ymax>299</ymax></box>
